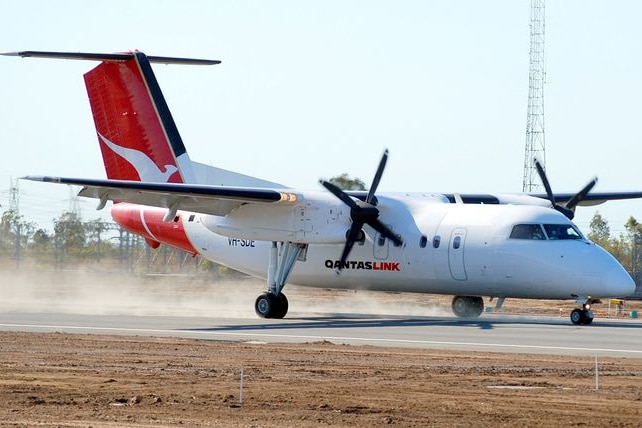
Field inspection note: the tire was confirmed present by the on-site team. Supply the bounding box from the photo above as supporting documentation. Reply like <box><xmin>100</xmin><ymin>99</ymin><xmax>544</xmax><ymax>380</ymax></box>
<box><xmin>255</xmin><ymin>292</ymin><xmax>277</xmax><ymax>318</ymax></box>
<box><xmin>451</xmin><ymin>296</ymin><xmax>484</xmax><ymax>318</ymax></box>
<box><xmin>273</xmin><ymin>293</ymin><xmax>289</xmax><ymax>319</ymax></box>
<box><xmin>570</xmin><ymin>308</ymin><xmax>583</xmax><ymax>325</ymax></box>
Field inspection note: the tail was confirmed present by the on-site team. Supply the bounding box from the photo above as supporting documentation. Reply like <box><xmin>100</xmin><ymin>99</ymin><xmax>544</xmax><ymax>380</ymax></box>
<box><xmin>5</xmin><ymin>50</ymin><xmax>285</xmax><ymax>188</ymax></box>
<box><xmin>83</xmin><ymin>51</ymin><xmax>200</xmax><ymax>183</ymax></box>
<box><xmin>83</xmin><ymin>51</ymin><xmax>285</xmax><ymax>188</ymax></box>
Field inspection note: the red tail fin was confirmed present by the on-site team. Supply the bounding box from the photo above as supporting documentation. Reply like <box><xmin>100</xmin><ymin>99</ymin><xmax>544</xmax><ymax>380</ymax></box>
<box><xmin>84</xmin><ymin>52</ymin><xmax>195</xmax><ymax>183</ymax></box>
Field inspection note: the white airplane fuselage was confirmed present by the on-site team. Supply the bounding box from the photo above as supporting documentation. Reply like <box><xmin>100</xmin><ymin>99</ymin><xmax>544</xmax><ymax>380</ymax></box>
<box><xmin>115</xmin><ymin>192</ymin><xmax>635</xmax><ymax>301</ymax></box>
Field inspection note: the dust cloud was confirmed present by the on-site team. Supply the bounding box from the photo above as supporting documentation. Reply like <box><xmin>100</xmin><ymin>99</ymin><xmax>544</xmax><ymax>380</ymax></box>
<box><xmin>0</xmin><ymin>269</ymin><xmax>450</xmax><ymax>319</ymax></box>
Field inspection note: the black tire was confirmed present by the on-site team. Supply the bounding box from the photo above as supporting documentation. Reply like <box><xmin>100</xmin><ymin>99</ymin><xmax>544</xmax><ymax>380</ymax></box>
<box><xmin>272</xmin><ymin>293</ymin><xmax>289</xmax><ymax>319</ymax></box>
<box><xmin>570</xmin><ymin>308</ymin><xmax>583</xmax><ymax>325</ymax></box>
<box><xmin>255</xmin><ymin>292</ymin><xmax>277</xmax><ymax>318</ymax></box>
<box><xmin>451</xmin><ymin>296</ymin><xmax>484</xmax><ymax>318</ymax></box>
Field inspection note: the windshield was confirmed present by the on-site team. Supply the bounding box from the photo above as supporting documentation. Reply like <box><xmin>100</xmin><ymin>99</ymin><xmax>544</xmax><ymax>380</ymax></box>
<box><xmin>543</xmin><ymin>224</ymin><xmax>584</xmax><ymax>240</ymax></box>
<box><xmin>509</xmin><ymin>223</ymin><xmax>584</xmax><ymax>241</ymax></box>
<box><xmin>509</xmin><ymin>224</ymin><xmax>546</xmax><ymax>240</ymax></box>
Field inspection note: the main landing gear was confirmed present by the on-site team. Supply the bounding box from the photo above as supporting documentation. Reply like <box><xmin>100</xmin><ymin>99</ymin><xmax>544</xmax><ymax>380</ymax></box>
<box><xmin>254</xmin><ymin>241</ymin><xmax>307</xmax><ymax>319</ymax></box>
<box><xmin>254</xmin><ymin>292</ymin><xmax>289</xmax><ymax>319</ymax></box>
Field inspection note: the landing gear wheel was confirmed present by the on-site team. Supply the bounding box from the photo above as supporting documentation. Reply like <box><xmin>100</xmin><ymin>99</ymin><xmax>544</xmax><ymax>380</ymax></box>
<box><xmin>254</xmin><ymin>292</ymin><xmax>289</xmax><ymax>319</ymax></box>
<box><xmin>451</xmin><ymin>296</ymin><xmax>484</xmax><ymax>318</ymax></box>
<box><xmin>570</xmin><ymin>309</ymin><xmax>583</xmax><ymax>325</ymax></box>
<box><xmin>255</xmin><ymin>293</ymin><xmax>277</xmax><ymax>318</ymax></box>
<box><xmin>273</xmin><ymin>293</ymin><xmax>289</xmax><ymax>319</ymax></box>
<box><xmin>570</xmin><ymin>308</ymin><xmax>594</xmax><ymax>325</ymax></box>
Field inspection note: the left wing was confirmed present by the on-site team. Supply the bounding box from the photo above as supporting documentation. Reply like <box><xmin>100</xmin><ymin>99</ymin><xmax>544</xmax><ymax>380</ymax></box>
<box><xmin>23</xmin><ymin>176</ymin><xmax>297</xmax><ymax>217</ymax></box>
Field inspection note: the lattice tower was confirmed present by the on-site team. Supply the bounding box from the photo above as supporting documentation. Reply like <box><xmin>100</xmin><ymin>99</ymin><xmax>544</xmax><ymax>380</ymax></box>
<box><xmin>523</xmin><ymin>0</ymin><xmax>546</xmax><ymax>192</ymax></box>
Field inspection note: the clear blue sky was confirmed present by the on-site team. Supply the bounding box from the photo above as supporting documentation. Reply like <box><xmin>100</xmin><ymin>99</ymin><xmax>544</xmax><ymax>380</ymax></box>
<box><xmin>1</xmin><ymin>1</ymin><xmax>641</xmax><ymax>236</ymax></box>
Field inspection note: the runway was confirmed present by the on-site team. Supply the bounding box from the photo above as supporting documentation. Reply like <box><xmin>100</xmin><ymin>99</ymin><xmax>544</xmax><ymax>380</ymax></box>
<box><xmin>1</xmin><ymin>311</ymin><xmax>641</xmax><ymax>358</ymax></box>
<box><xmin>2</xmin><ymin>272</ymin><xmax>641</xmax><ymax>357</ymax></box>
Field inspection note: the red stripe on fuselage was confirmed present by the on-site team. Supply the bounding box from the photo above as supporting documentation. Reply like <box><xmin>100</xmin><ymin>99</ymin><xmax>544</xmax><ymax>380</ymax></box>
<box><xmin>111</xmin><ymin>203</ymin><xmax>197</xmax><ymax>255</ymax></box>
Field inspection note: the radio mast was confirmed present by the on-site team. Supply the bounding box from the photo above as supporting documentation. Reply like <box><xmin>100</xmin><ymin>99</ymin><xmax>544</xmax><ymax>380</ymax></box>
<box><xmin>523</xmin><ymin>0</ymin><xmax>546</xmax><ymax>192</ymax></box>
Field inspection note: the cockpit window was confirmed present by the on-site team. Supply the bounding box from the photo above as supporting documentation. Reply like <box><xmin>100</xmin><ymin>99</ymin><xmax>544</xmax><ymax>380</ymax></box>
<box><xmin>543</xmin><ymin>224</ymin><xmax>583</xmax><ymax>240</ymax></box>
<box><xmin>509</xmin><ymin>224</ymin><xmax>546</xmax><ymax>240</ymax></box>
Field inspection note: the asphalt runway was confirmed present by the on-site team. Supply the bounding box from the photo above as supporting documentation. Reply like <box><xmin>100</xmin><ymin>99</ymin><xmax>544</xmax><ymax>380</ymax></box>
<box><xmin>1</xmin><ymin>311</ymin><xmax>641</xmax><ymax>358</ymax></box>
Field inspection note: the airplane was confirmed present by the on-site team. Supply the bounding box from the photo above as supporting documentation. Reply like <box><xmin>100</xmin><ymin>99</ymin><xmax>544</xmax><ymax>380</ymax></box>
<box><xmin>4</xmin><ymin>50</ymin><xmax>641</xmax><ymax>325</ymax></box>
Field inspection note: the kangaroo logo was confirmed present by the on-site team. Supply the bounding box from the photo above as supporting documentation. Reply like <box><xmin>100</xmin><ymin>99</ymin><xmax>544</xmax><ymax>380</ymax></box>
<box><xmin>99</xmin><ymin>133</ymin><xmax>178</xmax><ymax>182</ymax></box>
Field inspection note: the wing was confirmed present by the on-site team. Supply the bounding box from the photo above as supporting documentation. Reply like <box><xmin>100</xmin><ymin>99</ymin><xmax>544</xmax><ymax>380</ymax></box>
<box><xmin>534</xmin><ymin>192</ymin><xmax>642</xmax><ymax>207</ymax></box>
<box><xmin>23</xmin><ymin>176</ymin><xmax>296</xmax><ymax>216</ymax></box>
<box><xmin>442</xmin><ymin>192</ymin><xmax>642</xmax><ymax>207</ymax></box>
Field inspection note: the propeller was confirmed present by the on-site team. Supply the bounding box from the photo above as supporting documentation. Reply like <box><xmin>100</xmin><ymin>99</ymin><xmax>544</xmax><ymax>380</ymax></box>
<box><xmin>534</xmin><ymin>158</ymin><xmax>597</xmax><ymax>220</ymax></box>
<box><xmin>320</xmin><ymin>149</ymin><xmax>403</xmax><ymax>272</ymax></box>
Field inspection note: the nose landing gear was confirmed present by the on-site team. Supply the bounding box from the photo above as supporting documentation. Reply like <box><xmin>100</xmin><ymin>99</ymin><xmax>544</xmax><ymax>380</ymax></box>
<box><xmin>570</xmin><ymin>306</ymin><xmax>594</xmax><ymax>325</ymax></box>
<box><xmin>570</xmin><ymin>298</ymin><xmax>597</xmax><ymax>325</ymax></box>
<box><xmin>451</xmin><ymin>296</ymin><xmax>484</xmax><ymax>318</ymax></box>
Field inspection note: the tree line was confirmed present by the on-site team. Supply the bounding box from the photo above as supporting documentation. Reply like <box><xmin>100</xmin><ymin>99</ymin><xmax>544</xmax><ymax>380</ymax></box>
<box><xmin>0</xmin><ymin>209</ymin><xmax>224</xmax><ymax>276</ymax></box>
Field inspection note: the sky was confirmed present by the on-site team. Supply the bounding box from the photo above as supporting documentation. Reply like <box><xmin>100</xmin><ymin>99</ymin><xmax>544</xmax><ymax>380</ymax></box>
<box><xmin>1</xmin><ymin>0</ymin><xmax>642</xmax><ymax>236</ymax></box>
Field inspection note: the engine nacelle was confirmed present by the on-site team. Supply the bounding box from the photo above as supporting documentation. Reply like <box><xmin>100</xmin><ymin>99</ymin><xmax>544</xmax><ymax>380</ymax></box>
<box><xmin>201</xmin><ymin>199</ymin><xmax>351</xmax><ymax>244</ymax></box>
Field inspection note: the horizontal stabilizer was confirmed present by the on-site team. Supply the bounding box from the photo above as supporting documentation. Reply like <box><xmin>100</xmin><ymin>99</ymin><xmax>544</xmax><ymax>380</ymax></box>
<box><xmin>0</xmin><ymin>50</ymin><xmax>220</xmax><ymax>65</ymax></box>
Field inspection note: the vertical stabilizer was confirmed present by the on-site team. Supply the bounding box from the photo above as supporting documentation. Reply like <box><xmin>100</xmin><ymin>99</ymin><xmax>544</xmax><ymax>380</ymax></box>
<box><xmin>84</xmin><ymin>52</ymin><xmax>195</xmax><ymax>183</ymax></box>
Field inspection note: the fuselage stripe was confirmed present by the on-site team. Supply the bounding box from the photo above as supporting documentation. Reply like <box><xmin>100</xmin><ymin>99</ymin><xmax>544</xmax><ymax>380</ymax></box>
<box><xmin>139</xmin><ymin>208</ymin><xmax>159</xmax><ymax>242</ymax></box>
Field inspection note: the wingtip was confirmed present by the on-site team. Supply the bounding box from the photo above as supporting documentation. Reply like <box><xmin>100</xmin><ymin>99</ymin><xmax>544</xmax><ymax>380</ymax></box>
<box><xmin>21</xmin><ymin>175</ymin><xmax>61</xmax><ymax>183</ymax></box>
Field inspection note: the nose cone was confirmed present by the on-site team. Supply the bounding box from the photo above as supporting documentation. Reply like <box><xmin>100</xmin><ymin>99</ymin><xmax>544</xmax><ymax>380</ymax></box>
<box><xmin>605</xmin><ymin>266</ymin><xmax>636</xmax><ymax>297</ymax></box>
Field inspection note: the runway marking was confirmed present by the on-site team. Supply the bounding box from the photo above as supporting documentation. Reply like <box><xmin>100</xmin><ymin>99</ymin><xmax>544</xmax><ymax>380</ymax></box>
<box><xmin>2</xmin><ymin>322</ymin><xmax>641</xmax><ymax>356</ymax></box>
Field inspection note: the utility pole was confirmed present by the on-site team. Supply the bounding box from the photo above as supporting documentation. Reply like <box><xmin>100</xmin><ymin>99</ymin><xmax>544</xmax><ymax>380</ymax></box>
<box><xmin>523</xmin><ymin>0</ymin><xmax>546</xmax><ymax>192</ymax></box>
<box><xmin>9</xmin><ymin>178</ymin><xmax>22</xmax><ymax>267</ymax></box>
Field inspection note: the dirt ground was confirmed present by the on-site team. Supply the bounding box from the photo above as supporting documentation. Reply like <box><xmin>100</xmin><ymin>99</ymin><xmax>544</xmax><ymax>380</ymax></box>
<box><xmin>1</xmin><ymin>332</ymin><xmax>641</xmax><ymax>427</ymax></box>
<box><xmin>1</xmin><ymin>270</ymin><xmax>642</xmax><ymax>427</ymax></box>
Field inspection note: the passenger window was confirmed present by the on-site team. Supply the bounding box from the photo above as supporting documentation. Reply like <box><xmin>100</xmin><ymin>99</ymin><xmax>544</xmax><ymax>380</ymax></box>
<box><xmin>188</xmin><ymin>214</ymin><xmax>196</xmax><ymax>222</ymax></box>
<box><xmin>453</xmin><ymin>236</ymin><xmax>461</xmax><ymax>249</ymax></box>
<box><xmin>509</xmin><ymin>224</ymin><xmax>546</xmax><ymax>240</ymax></box>
<box><xmin>433</xmin><ymin>236</ymin><xmax>441</xmax><ymax>248</ymax></box>
<box><xmin>543</xmin><ymin>224</ymin><xmax>583</xmax><ymax>240</ymax></box>
<box><xmin>419</xmin><ymin>235</ymin><xmax>428</xmax><ymax>248</ymax></box>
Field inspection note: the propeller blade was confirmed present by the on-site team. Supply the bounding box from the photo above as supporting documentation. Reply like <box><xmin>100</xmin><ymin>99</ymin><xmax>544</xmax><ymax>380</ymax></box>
<box><xmin>555</xmin><ymin>205</ymin><xmax>576</xmax><ymax>220</ymax></box>
<box><xmin>320</xmin><ymin>149</ymin><xmax>404</xmax><ymax>268</ymax></box>
<box><xmin>336</xmin><ymin>222</ymin><xmax>364</xmax><ymax>272</ymax></box>
<box><xmin>534</xmin><ymin>158</ymin><xmax>555</xmax><ymax>205</ymax></box>
<box><xmin>565</xmin><ymin>177</ymin><xmax>598</xmax><ymax>210</ymax></box>
<box><xmin>320</xmin><ymin>180</ymin><xmax>359</xmax><ymax>209</ymax></box>
<box><xmin>366</xmin><ymin>149</ymin><xmax>388</xmax><ymax>205</ymax></box>
<box><xmin>369</xmin><ymin>219</ymin><xmax>403</xmax><ymax>247</ymax></box>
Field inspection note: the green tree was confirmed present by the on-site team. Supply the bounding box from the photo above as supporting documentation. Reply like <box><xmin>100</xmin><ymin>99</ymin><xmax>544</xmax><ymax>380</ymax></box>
<box><xmin>588</xmin><ymin>212</ymin><xmax>610</xmax><ymax>246</ymax></box>
<box><xmin>84</xmin><ymin>218</ymin><xmax>113</xmax><ymax>260</ymax></box>
<box><xmin>329</xmin><ymin>173</ymin><xmax>366</xmax><ymax>190</ymax></box>
<box><xmin>29</xmin><ymin>228</ymin><xmax>53</xmax><ymax>258</ymax></box>
<box><xmin>587</xmin><ymin>212</ymin><xmax>629</xmax><ymax>266</ymax></box>
<box><xmin>624</xmin><ymin>216</ymin><xmax>642</xmax><ymax>284</ymax></box>
<box><xmin>0</xmin><ymin>210</ymin><xmax>35</xmax><ymax>261</ymax></box>
<box><xmin>53</xmin><ymin>211</ymin><xmax>86</xmax><ymax>258</ymax></box>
